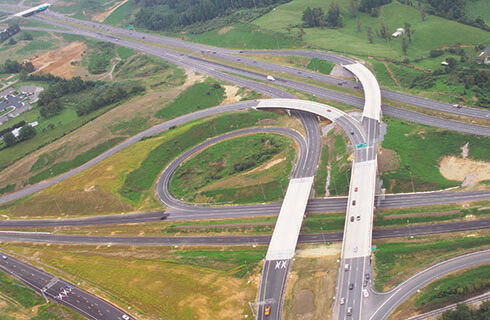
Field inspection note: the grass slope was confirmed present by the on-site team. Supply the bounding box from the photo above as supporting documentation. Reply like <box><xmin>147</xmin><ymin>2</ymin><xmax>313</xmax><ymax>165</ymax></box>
<box><xmin>381</xmin><ymin>117</ymin><xmax>490</xmax><ymax>193</ymax></box>
<box><xmin>119</xmin><ymin>110</ymin><xmax>276</xmax><ymax>204</ymax></box>
<box><xmin>170</xmin><ymin>133</ymin><xmax>294</xmax><ymax>204</ymax></box>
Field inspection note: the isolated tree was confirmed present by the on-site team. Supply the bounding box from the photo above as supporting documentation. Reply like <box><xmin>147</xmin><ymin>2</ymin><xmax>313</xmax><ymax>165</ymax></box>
<box><xmin>20</xmin><ymin>32</ymin><xmax>33</xmax><ymax>40</ymax></box>
<box><xmin>3</xmin><ymin>132</ymin><xmax>16</xmax><ymax>147</ymax></box>
<box><xmin>404</xmin><ymin>22</ymin><xmax>412</xmax><ymax>43</ymax></box>
<box><xmin>402</xmin><ymin>37</ymin><xmax>409</xmax><ymax>55</ymax></box>
<box><xmin>326</xmin><ymin>2</ymin><xmax>343</xmax><ymax>28</ymax></box>
<box><xmin>348</xmin><ymin>0</ymin><xmax>359</xmax><ymax>17</ymax></box>
<box><xmin>297</xmin><ymin>27</ymin><xmax>306</xmax><ymax>40</ymax></box>
<box><xmin>302</xmin><ymin>7</ymin><xmax>314</xmax><ymax>27</ymax></box>
<box><xmin>312</xmin><ymin>7</ymin><xmax>325</xmax><ymax>28</ymax></box>
<box><xmin>366</xmin><ymin>26</ymin><xmax>374</xmax><ymax>43</ymax></box>
<box><xmin>18</xmin><ymin>125</ymin><xmax>36</xmax><ymax>141</ymax></box>
<box><xmin>419</xmin><ymin>5</ymin><xmax>426</xmax><ymax>21</ymax></box>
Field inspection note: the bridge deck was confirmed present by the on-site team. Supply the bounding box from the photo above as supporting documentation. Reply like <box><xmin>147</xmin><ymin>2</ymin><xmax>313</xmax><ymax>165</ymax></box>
<box><xmin>265</xmin><ymin>177</ymin><xmax>313</xmax><ymax>260</ymax></box>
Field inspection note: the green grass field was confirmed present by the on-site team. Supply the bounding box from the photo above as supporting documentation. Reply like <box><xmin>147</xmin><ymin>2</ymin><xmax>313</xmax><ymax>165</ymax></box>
<box><xmin>381</xmin><ymin>117</ymin><xmax>490</xmax><ymax>193</ymax></box>
<box><xmin>328</xmin><ymin>132</ymin><xmax>351</xmax><ymax>196</ymax></box>
<box><xmin>28</xmin><ymin>137</ymin><xmax>124</xmax><ymax>184</ymax></box>
<box><xmin>253</xmin><ymin>1</ymin><xmax>489</xmax><ymax>61</ymax></box>
<box><xmin>169</xmin><ymin>133</ymin><xmax>294</xmax><ymax>204</ymax></box>
<box><xmin>183</xmin><ymin>23</ymin><xmax>304</xmax><ymax>50</ymax></box>
<box><xmin>119</xmin><ymin>110</ymin><xmax>280</xmax><ymax>204</ymax></box>
<box><xmin>116</xmin><ymin>46</ymin><xmax>135</xmax><ymax>59</ymax></box>
<box><xmin>313</xmin><ymin>139</ymin><xmax>329</xmax><ymax>196</ymax></box>
<box><xmin>155</xmin><ymin>81</ymin><xmax>225</xmax><ymax>120</ymax></box>
<box><xmin>465</xmin><ymin>0</ymin><xmax>490</xmax><ymax>23</ymax></box>
<box><xmin>104</xmin><ymin>0</ymin><xmax>134</xmax><ymax>26</ymax></box>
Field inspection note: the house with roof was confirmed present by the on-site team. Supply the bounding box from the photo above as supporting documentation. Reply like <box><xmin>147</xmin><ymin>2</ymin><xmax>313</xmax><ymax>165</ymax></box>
<box><xmin>478</xmin><ymin>46</ymin><xmax>490</xmax><ymax>65</ymax></box>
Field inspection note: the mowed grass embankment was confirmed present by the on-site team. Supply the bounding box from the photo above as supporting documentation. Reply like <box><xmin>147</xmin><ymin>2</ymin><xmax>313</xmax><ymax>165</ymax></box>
<box><xmin>2</xmin><ymin>243</ymin><xmax>266</xmax><ymax>320</ymax></box>
<box><xmin>119</xmin><ymin>109</ymin><xmax>290</xmax><ymax>205</ymax></box>
<box><xmin>253</xmin><ymin>0</ymin><xmax>489</xmax><ymax>60</ymax></box>
<box><xmin>183</xmin><ymin>23</ymin><xmax>304</xmax><ymax>50</ymax></box>
<box><xmin>170</xmin><ymin>133</ymin><xmax>295</xmax><ymax>204</ymax></box>
<box><xmin>373</xmin><ymin>231</ymin><xmax>490</xmax><ymax>292</ymax></box>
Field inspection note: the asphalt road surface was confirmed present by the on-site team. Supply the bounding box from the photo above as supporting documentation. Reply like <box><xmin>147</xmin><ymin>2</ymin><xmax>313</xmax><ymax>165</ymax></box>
<box><xmin>0</xmin><ymin>219</ymin><xmax>488</xmax><ymax>246</ymax></box>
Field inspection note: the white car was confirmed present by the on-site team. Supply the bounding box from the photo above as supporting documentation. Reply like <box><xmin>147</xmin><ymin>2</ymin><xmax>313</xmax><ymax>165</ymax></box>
<box><xmin>122</xmin><ymin>315</ymin><xmax>130</xmax><ymax>320</ymax></box>
<box><xmin>363</xmin><ymin>290</ymin><xmax>369</xmax><ymax>298</ymax></box>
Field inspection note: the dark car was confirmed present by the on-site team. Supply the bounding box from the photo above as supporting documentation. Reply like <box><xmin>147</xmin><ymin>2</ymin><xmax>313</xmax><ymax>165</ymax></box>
<box><xmin>356</xmin><ymin>216</ymin><xmax>360</xmax><ymax>221</ymax></box>
<box><xmin>365</xmin><ymin>273</ymin><xmax>370</xmax><ymax>280</ymax></box>
<box><xmin>352</xmin><ymin>200</ymin><xmax>356</xmax><ymax>206</ymax></box>
<box><xmin>350</xmin><ymin>216</ymin><xmax>354</xmax><ymax>222</ymax></box>
<box><xmin>363</xmin><ymin>280</ymin><xmax>368</xmax><ymax>287</ymax></box>
<box><xmin>349</xmin><ymin>283</ymin><xmax>354</xmax><ymax>290</ymax></box>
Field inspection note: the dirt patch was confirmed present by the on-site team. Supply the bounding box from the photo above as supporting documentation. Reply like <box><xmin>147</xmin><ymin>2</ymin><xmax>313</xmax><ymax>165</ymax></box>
<box><xmin>378</xmin><ymin>148</ymin><xmax>399</xmax><ymax>171</ymax></box>
<box><xmin>439</xmin><ymin>156</ymin><xmax>490</xmax><ymax>186</ymax></box>
<box><xmin>31</xmin><ymin>42</ymin><xmax>87</xmax><ymax>79</ymax></box>
<box><xmin>296</xmin><ymin>243</ymin><xmax>341</xmax><ymax>257</ymax></box>
<box><xmin>283</xmin><ymin>245</ymin><xmax>338</xmax><ymax>320</ymax></box>
<box><xmin>92</xmin><ymin>0</ymin><xmax>130</xmax><ymax>22</ymax></box>
<box><xmin>248</xmin><ymin>157</ymin><xmax>285</xmax><ymax>173</ymax></box>
<box><xmin>292</xmin><ymin>289</ymin><xmax>315</xmax><ymax>314</ymax></box>
<box><xmin>383</xmin><ymin>62</ymin><xmax>401</xmax><ymax>88</ymax></box>
<box><xmin>184</xmin><ymin>69</ymin><xmax>206</xmax><ymax>86</ymax></box>
<box><xmin>221</xmin><ymin>85</ymin><xmax>243</xmax><ymax>104</ymax></box>
<box><xmin>218</xmin><ymin>26</ymin><xmax>234</xmax><ymax>35</ymax></box>
<box><xmin>257</xmin><ymin>119</ymin><xmax>278</xmax><ymax>125</ymax></box>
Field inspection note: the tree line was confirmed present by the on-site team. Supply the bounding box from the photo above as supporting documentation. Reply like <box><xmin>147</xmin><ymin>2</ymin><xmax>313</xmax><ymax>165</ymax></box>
<box><xmin>0</xmin><ymin>59</ymin><xmax>35</xmax><ymax>74</ymax></box>
<box><xmin>134</xmin><ymin>0</ymin><xmax>290</xmax><ymax>31</ymax></box>
<box><xmin>399</xmin><ymin>0</ymin><xmax>489</xmax><ymax>31</ymax></box>
<box><xmin>2</xmin><ymin>124</ymin><xmax>36</xmax><ymax>148</ymax></box>
<box><xmin>75</xmin><ymin>83</ymin><xmax>145</xmax><ymax>116</ymax></box>
<box><xmin>0</xmin><ymin>24</ymin><xmax>20</xmax><ymax>43</ymax></box>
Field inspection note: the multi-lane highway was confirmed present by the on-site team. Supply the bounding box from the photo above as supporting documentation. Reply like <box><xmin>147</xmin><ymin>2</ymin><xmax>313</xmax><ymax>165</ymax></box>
<box><xmin>0</xmin><ymin>252</ymin><xmax>134</xmax><ymax>320</ymax></box>
<box><xmin>0</xmin><ymin>5</ymin><xmax>488</xmax><ymax>320</ymax></box>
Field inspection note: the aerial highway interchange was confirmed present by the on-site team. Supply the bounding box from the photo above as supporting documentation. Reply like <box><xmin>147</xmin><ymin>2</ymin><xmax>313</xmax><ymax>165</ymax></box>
<box><xmin>0</xmin><ymin>3</ymin><xmax>489</xmax><ymax>320</ymax></box>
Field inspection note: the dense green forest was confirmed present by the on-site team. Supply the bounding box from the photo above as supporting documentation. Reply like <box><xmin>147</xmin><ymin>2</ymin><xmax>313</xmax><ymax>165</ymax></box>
<box><xmin>134</xmin><ymin>0</ymin><xmax>291</xmax><ymax>31</ymax></box>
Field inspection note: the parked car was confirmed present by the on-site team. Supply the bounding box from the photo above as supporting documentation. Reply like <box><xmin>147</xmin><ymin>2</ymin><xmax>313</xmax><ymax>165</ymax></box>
<box><xmin>350</xmin><ymin>216</ymin><xmax>354</xmax><ymax>222</ymax></box>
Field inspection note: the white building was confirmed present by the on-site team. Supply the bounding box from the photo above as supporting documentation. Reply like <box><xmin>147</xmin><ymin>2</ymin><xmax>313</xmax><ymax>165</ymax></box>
<box><xmin>392</xmin><ymin>28</ymin><xmax>405</xmax><ymax>38</ymax></box>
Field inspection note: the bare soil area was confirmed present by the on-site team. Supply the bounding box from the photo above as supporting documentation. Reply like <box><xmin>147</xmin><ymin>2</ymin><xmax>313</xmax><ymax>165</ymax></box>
<box><xmin>439</xmin><ymin>156</ymin><xmax>490</xmax><ymax>186</ymax></box>
<box><xmin>221</xmin><ymin>85</ymin><xmax>243</xmax><ymax>104</ymax></box>
<box><xmin>283</xmin><ymin>243</ymin><xmax>340</xmax><ymax>319</ymax></box>
<box><xmin>218</xmin><ymin>26</ymin><xmax>234</xmax><ymax>35</ymax></box>
<box><xmin>31</xmin><ymin>42</ymin><xmax>87</xmax><ymax>79</ymax></box>
<box><xmin>378</xmin><ymin>148</ymin><xmax>400</xmax><ymax>172</ymax></box>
